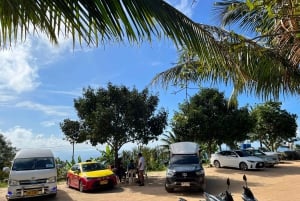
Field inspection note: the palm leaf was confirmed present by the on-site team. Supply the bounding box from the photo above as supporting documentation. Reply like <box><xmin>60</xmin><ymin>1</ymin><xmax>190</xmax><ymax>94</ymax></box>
<box><xmin>151</xmin><ymin>23</ymin><xmax>300</xmax><ymax>101</ymax></box>
<box><xmin>0</xmin><ymin>0</ymin><xmax>228</xmax><ymax>68</ymax></box>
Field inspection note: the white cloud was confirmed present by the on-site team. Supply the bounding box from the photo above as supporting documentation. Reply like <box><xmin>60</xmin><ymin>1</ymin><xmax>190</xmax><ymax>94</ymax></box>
<box><xmin>1</xmin><ymin>126</ymin><xmax>105</xmax><ymax>161</ymax></box>
<box><xmin>1</xmin><ymin>126</ymin><xmax>67</xmax><ymax>149</ymax></box>
<box><xmin>15</xmin><ymin>101</ymin><xmax>72</xmax><ymax>117</ymax></box>
<box><xmin>0</xmin><ymin>42</ymin><xmax>40</xmax><ymax>93</ymax></box>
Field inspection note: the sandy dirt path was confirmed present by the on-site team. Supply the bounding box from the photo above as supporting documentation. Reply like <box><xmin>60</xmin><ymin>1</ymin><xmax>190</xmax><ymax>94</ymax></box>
<box><xmin>1</xmin><ymin>160</ymin><xmax>300</xmax><ymax>201</ymax></box>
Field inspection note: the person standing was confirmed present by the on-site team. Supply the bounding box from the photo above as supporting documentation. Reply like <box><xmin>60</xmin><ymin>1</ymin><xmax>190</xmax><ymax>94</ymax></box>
<box><xmin>137</xmin><ymin>152</ymin><xmax>146</xmax><ymax>186</ymax></box>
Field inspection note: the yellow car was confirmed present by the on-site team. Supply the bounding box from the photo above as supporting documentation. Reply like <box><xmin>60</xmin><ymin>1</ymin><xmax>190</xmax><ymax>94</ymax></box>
<box><xmin>66</xmin><ymin>161</ymin><xmax>118</xmax><ymax>192</ymax></box>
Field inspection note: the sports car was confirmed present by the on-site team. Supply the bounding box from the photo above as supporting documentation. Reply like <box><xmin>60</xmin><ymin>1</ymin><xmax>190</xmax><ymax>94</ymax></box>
<box><xmin>210</xmin><ymin>150</ymin><xmax>265</xmax><ymax>170</ymax></box>
<box><xmin>66</xmin><ymin>161</ymin><xmax>118</xmax><ymax>192</ymax></box>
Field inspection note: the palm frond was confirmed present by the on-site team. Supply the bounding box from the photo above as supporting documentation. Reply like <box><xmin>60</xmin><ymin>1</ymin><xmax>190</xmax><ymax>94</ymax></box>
<box><xmin>0</xmin><ymin>0</ymin><xmax>229</xmax><ymax>68</ymax></box>
<box><xmin>151</xmin><ymin>23</ymin><xmax>300</xmax><ymax>101</ymax></box>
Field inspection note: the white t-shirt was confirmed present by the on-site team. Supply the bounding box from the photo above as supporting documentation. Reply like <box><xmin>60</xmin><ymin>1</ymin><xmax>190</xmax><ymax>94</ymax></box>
<box><xmin>138</xmin><ymin>156</ymin><xmax>145</xmax><ymax>170</ymax></box>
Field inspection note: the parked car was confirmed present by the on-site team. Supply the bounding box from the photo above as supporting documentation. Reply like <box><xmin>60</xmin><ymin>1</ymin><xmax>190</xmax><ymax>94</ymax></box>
<box><xmin>258</xmin><ymin>147</ymin><xmax>281</xmax><ymax>163</ymax></box>
<box><xmin>66</xmin><ymin>161</ymin><xmax>118</xmax><ymax>192</ymax></box>
<box><xmin>244</xmin><ymin>149</ymin><xmax>279</xmax><ymax>167</ymax></box>
<box><xmin>210</xmin><ymin>150</ymin><xmax>265</xmax><ymax>170</ymax></box>
<box><xmin>165</xmin><ymin>142</ymin><xmax>205</xmax><ymax>193</ymax></box>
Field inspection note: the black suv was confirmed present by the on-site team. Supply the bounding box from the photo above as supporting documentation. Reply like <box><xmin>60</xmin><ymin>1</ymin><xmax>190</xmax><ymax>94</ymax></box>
<box><xmin>165</xmin><ymin>154</ymin><xmax>205</xmax><ymax>192</ymax></box>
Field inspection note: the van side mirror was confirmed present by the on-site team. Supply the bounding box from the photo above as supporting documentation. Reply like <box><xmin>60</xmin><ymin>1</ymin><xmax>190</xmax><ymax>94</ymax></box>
<box><xmin>2</xmin><ymin>167</ymin><xmax>10</xmax><ymax>173</ymax></box>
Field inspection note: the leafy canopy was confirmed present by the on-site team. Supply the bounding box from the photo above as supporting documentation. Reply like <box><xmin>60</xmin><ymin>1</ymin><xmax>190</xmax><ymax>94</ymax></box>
<box><xmin>73</xmin><ymin>83</ymin><xmax>168</xmax><ymax>165</ymax></box>
<box><xmin>171</xmin><ymin>88</ymin><xmax>253</xmax><ymax>155</ymax></box>
<box><xmin>250</xmin><ymin>101</ymin><xmax>298</xmax><ymax>151</ymax></box>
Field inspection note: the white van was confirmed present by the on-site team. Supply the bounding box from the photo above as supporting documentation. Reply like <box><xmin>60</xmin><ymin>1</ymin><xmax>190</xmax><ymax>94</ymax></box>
<box><xmin>3</xmin><ymin>149</ymin><xmax>58</xmax><ymax>200</ymax></box>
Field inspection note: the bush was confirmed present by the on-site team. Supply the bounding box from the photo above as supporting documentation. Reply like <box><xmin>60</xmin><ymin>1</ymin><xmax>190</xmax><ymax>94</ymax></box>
<box><xmin>281</xmin><ymin>151</ymin><xmax>300</xmax><ymax>160</ymax></box>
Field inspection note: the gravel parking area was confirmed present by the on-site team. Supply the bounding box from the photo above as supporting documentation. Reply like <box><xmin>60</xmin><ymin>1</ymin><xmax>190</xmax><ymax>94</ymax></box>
<box><xmin>1</xmin><ymin>161</ymin><xmax>300</xmax><ymax>201</ymax></box>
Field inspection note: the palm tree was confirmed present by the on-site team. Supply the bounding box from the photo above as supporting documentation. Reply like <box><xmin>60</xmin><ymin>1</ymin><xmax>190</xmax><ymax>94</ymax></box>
<box><xmin>213</xmin><ymin>0</ymin><xmax>300</xmax><ymax>67</ymax></box>
<box><xmin>160</xmin><ymin>130</ymin><xmax>182</xmax><ymax>150</ymax></box>
<box><xmin>3</xmin><ymin>0</ymin><xmax>300</xmax><ymax>100</ymax></box>
<box><xmin>1</xmin><ymin>0</ymin><xmax>227</xmax><ymax>68</ymax></box>
<box><xmin>151</xmin><ymin>0</ymin><xmax>300</xmax><ymax>102</ymax></box>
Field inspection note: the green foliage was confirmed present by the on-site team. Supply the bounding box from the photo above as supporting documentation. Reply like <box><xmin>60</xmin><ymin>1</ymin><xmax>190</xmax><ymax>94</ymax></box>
<box><xmin>0</xmin><ymin>134</ymin><xmax>16</xmax><ymax>181</ymax></box>
<box><xmin>60</xmin><ymin>119</ymin><xmax>85</xmax><ymax>162</ymax></box>
<box><xmin>0</xmin><ymin>180</ymin><xmax>7</xmax><ymax>188</ymax></box>
<box><xmin>95</xmin><ymin>145</ymin><xmax>114</xmax><ymax>166</ymax></box>
<box><xmin>250</xmin><ymin>101</ymin><xmax>298</xmax><ymax>151</ymax></box>
<box><xmin>171</xmin><ymin>88</ymin><xmax>252</xmax><ymax>155</ymax></box>
<box><xmin>72</xmin><ymin>83</ymin><xmax>168</xmax><ymax>166</ymax></box>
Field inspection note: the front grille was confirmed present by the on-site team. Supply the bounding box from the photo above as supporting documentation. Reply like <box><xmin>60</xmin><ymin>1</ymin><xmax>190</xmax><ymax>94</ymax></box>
<box><xmin>20</xmin><ymin>179</ymin><xmax>47</xmax><ymax>185</ymax></box>
<box><xmin>172</xmin><ymin>171</ymin><xmax>204</xmax><ymax>183</ymax></box>
<box><xmin>174</xmin><ymin>171</ymin><xmax>197</xmax><ymax>178</ymax></box>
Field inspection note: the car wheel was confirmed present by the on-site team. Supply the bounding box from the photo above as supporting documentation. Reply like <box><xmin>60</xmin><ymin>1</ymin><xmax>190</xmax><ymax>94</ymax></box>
<box><xmin>239</xmin><ymin>162</ymin><xmax>248</xmax><ymax>171</ymax></box>
<box><xmin>48</xmin><ymin>193</ymin><xmax>57</xmax><ymax>198</ymax></box>
<box><xmin>213</xmin><ymin>160</ymin><xmax>221</xmax><ymax>168</ymax></box>
<box><xmin>165</xmin><ymin>182</ymin><xmax>174</xmax><ymax>193</ymax></box>
<box><xmin>79</xmin><ymin>181</ymin><xmax>84</xmax><ymax>192</ymax></box>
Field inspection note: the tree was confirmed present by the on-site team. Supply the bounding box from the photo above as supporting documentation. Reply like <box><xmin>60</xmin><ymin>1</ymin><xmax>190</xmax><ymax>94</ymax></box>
<box><xmin>171</xmin><ymin>88</ymin><xmax>253</xmax><ymax>156</ymax></box>
<box><xmin>214</xmin><ymin>0</ymin><xmax>300</xmax><ymax>67</ymax></box>
<box><xmin>250</xmin><ymin>101</ymin><xmax>298</xmax><ymax>151</ymax></box>
<box><xmin>0</xmin><ymin>134</ymin><xmax>17</xmax><ymax>180</ymax></box>
<box><xmin>60</xmin><ymin>119</ymin><xmax>85</xmax><ymax>163</ymax></box>
<box><xmin>151</xmin><ymin>0</ymin><xmax>300</xmax><ymax>102</ymax></box>
<box><xmin>160</xmin><ymin>130</ymin><xmax>183</xmax><ymax>151</ymax></box>
<box><xmin>73</xmin><ymin>83</ymin><xmax>168</xmax><ymax>166</ymax></box>
<box><xmin>96</xmin><ymin>145</ymin><xmax>114</xmax><ymax>167</ymax></box>
<box><xmin>0</xmin><ymin>134</ymin><xmax>16</xmax><ymax>168</ymax></box>
<box><xmin>3</xmin><ymin>1</ymin><xmax>300</xmax><ymax>100</ymax></box>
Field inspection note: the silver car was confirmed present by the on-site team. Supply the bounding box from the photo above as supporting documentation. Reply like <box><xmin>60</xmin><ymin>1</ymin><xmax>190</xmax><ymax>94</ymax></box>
<box><xmin>245</xmin><ymin>149</ymin><xmax>279</xmax><ymax>167</ymax></box>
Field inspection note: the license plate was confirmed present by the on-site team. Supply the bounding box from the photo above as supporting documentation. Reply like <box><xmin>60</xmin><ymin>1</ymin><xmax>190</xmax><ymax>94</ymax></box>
<box><xmin>181</xmin><ymin>182</ymin><xmax>190</xmax><ymax>186</ymax></box>
<box><xmin>100</xmin><ymin>180</ymin><xmax>108</xmax><ymax>185</ymax></box>
<box><xmin>25</xmin><ymin>190</ymin><xmax>38</xmax><ymax>196</ymax></box>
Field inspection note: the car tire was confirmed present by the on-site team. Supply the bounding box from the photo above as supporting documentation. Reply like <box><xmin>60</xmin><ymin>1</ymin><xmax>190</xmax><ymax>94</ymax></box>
<box><xmin>79</xmin><ymin>181</ymin><xmax>84</xmax><ymax>192</ymax></box>
<box><xmin>239</xmin><ymin>162</ymin><xmax>248</xmax><ymax>171</ymax></box>
<box><xmin>213</xmin><ymin>160</ymin><xmax>221</xmax><ymax>168</ymax></box>
<box><xmin>165</xmin><ymin>182</ymin><xmax>174</xmax><ymax>193</ymax></box>
<box><xmin>48</xmin><ymin>193</ymin><xmax>57</xmax><ymax>198</ymax></box>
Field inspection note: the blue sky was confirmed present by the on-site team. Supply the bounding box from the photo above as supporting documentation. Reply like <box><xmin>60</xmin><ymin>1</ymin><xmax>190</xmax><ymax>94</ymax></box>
<box><xmin>1</xmin><ymin>0</ymin><xmax>299</xmax><ymax>161</ymax></box>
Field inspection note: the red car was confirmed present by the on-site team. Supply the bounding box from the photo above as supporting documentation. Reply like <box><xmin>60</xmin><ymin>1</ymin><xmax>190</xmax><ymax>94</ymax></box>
<box><xmin>66</xmin><ymin>161</ymin><xmax>118</xmax><ymax>192</ymax></box>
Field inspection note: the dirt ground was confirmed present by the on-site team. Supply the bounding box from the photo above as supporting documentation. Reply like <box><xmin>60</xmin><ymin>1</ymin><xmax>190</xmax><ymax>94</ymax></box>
<box><xmin>1</xmin><ymin>160</ymin><xmax>300</xmax><ymax>201</ymax></box>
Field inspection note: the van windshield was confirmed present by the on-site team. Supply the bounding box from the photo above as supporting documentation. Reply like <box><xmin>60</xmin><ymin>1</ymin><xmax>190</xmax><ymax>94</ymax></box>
<box><xmin>12</xmin><ymin>157</ymin><xmax>55</xmax><ymax>171</ymax></box>
<box><xmin>170</xmin><ymin>155</ymin><xmax>199</xmax><ymax>165</ymax></box>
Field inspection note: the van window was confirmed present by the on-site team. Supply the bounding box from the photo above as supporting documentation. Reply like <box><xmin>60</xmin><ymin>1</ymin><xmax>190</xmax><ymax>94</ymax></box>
<box><xmin>12</xmin><ymin>157</ymin><xmax>55</xmax><ymax>171</ymax></box>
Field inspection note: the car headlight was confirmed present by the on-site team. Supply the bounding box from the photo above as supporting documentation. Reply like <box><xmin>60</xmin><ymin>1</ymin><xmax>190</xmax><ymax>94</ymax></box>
<box><xmin>195</xmin><ymin>169</ymin><xmax>205</xmax><ymax>176</ymax></box>
<box><xmin>166</xmin><ymin>169</ymin><xmax>175</xmax><ymax>177</ymax></box>
<box><xmin>9</xmin><ymin>180</ymin><xmax>19</xmax><ymax>186</ymax></box>
<box><xmin>47</xmin><ymin>176</ymin><xmax>56</xmax><ymax>183</ymax></box>
<box><xmin>247</xmin><ymin>160</ymin><xmax>255</xmax><ymax>163</ymax></box>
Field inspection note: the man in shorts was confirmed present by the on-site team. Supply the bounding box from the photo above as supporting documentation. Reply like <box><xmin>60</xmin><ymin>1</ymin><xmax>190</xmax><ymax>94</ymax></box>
<box><xmin>137</xmin><ymin>152</ymin><xmax>146</xmax><ymax>186</ymax></box>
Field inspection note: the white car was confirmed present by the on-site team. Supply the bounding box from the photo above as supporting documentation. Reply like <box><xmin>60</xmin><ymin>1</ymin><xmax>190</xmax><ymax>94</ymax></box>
<box><xmin>210</xmin><ymin>150</ymin><xmax>265</xmax><ymax>170</ymax></box>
